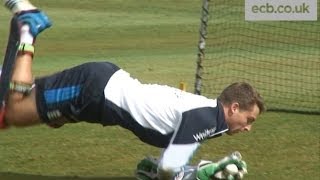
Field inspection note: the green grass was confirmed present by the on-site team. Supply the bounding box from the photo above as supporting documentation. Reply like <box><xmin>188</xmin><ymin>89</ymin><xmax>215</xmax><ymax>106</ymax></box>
<box><xmin>0</xmin><ymin>1</ymin><xmax>319</xmax><ymax>179</ymax></box>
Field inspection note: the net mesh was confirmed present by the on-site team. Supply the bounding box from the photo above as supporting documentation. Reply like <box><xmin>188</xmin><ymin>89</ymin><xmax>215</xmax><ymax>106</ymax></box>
<box><xmin>196</xmin><ymin>0</ymin><xmax>320</xmax><ymax>114</ymax></box>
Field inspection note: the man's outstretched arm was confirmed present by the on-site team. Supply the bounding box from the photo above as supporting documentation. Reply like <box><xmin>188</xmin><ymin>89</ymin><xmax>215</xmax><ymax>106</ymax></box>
<box><xmin>136</xmin><ymin>152</ymin><xmax>248</xmax><ymax>180</ymax></box>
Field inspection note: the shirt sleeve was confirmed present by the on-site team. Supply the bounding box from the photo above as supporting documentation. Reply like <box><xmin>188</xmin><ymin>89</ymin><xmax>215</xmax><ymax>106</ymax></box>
<box><xmin>158</xmin><ymin>107</ymin><xmax>219</xmax><ymax>178</ymax></box>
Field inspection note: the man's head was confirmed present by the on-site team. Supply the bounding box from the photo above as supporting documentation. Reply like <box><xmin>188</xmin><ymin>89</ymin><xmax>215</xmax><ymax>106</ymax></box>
<box><xmin>218</xmin><ymin>82</ymin><xmax>265</xmax><ymax>135</ymax></box>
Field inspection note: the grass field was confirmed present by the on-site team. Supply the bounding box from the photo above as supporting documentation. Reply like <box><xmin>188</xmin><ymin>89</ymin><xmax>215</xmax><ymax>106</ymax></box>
<box><xmin>0</xmin><ymin>1</ymin><xmax>319</xmax><ymax>179</ymax></box>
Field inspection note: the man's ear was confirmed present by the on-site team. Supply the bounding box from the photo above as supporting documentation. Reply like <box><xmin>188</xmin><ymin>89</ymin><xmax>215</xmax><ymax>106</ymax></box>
<box><xmin>230</xmin><ymin>102</ymin><xmax>239</xmax><ymax>113</ymax></box>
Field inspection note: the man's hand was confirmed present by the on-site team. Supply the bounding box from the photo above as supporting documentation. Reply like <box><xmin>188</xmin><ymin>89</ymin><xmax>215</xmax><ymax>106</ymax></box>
<box><xmin>213</xmin><ymin>161</ymin><xmax>248</xmax><ymax>180</ymax></box>
<box><xmin>196</xmin><ymin>160</ymin><xmax>220</xmax><ymax>180</ymax></box>
<box><xmin>196</xmin><ymin>152</ymin><xmax>248</xmax><ymax>180</ymax></box>
<box><xmin>135</xmin><ymin>156</ymin><xmax>159</xmax><ymax>180</ymax></box>
<box><xmin>16</xmin><ymin>9</ymin><xmax>52</xmax><ymax>38</ymax></box>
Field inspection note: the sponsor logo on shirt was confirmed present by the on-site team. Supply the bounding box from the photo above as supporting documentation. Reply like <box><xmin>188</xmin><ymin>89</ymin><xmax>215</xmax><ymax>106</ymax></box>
<box><xmin>193</xmin><ymin>127</ymin><xmax>216</xmax><ymax>141</ymax></box>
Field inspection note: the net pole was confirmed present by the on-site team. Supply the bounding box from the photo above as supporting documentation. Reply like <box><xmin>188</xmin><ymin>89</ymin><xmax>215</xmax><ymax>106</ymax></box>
<box><xmin>194</xmin><ymin>0</ymin><xmax>209</xmax><ymax>95</ymax></box>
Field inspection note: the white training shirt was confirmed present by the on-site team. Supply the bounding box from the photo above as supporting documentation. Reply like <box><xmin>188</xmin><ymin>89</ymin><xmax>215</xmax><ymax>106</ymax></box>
<box><xmin>104</xmin><ymin>69</ymin><xmax>229</xmax><ymax>176</ymax></box>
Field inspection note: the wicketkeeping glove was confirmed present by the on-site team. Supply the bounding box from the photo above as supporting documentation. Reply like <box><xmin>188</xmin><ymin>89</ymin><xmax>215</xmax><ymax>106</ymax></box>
<box><xmin>16</xmin><ymin>9</ymin><xmax>52</xmax><ymax>37</ymax></box>
<box><xmin>213</xmin><ymin>161</ymin><xmax>248</xmax><ymax>180</ymax></box>
<box><xmin>197</xmin><ymin>151</ymin><xmax>248</xmax><ymax>180</ymax></box>
<box><xmin>135</xmin><ymin>156</ymin><xmax>159</xmax><ymax>180</ymax></box>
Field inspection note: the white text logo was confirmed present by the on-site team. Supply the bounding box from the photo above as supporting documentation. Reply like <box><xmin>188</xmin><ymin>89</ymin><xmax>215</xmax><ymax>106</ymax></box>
<box><xmin>193</xmin><ymin>127</ymin><xmax>216</xmax><ymax>141</ymax></box>
<box><xmin>245</xmin><ymin>0</ymin><xmax>317</xmax><ymax>21</ymax></box>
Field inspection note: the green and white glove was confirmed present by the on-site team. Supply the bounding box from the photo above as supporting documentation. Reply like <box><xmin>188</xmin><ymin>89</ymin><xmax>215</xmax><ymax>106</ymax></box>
<box><xmin>135</xmin><ymin>156</ymin><xmax>159</xmax><ymax>180</ymax></box>
<box><xmin>213</xmin><ymin>160</ymin><xmax>248</xmax><ymax>180</ymax></box>
<box><xmin>196</xmin><ymin>151</ymin><xmax>248</xmax><ymax>180</ymax></box>
<box><xmin>196</xmin><ymin>160</ymin><xmax>219</xmax><ymax>180</ymax></box>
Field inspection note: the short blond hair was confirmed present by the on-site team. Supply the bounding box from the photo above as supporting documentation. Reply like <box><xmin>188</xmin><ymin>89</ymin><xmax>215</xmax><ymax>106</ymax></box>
<box><xmin>218</xmin><ymin>82</ymin><xmax>265</xmax><ymax>113</ymax></box>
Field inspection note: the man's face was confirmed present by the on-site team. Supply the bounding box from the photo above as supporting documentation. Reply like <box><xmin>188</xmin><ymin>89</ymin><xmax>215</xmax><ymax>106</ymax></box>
<box><xmin>225</xmin><ymin>103</ymin><xmax>260</xmax><ymax>135</ymax></box>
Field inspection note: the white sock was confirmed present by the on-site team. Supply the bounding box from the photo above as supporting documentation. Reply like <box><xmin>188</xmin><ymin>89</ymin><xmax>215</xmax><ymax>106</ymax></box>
<box><xmin>4</xmin><ymin>0</ymin><xmax>36</xmax><ymax>14</ymax></box>
<box><xmin>20</xmin><ymin>25</ymin><xmax>34</xmax><ymax>44</ymax></box>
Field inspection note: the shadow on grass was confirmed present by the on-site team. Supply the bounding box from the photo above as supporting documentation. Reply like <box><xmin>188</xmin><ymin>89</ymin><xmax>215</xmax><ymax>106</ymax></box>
<box><xmin>0</xmin><ymin>172</ymin><xmax>135</xmax><ymax>180</ymax></box>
